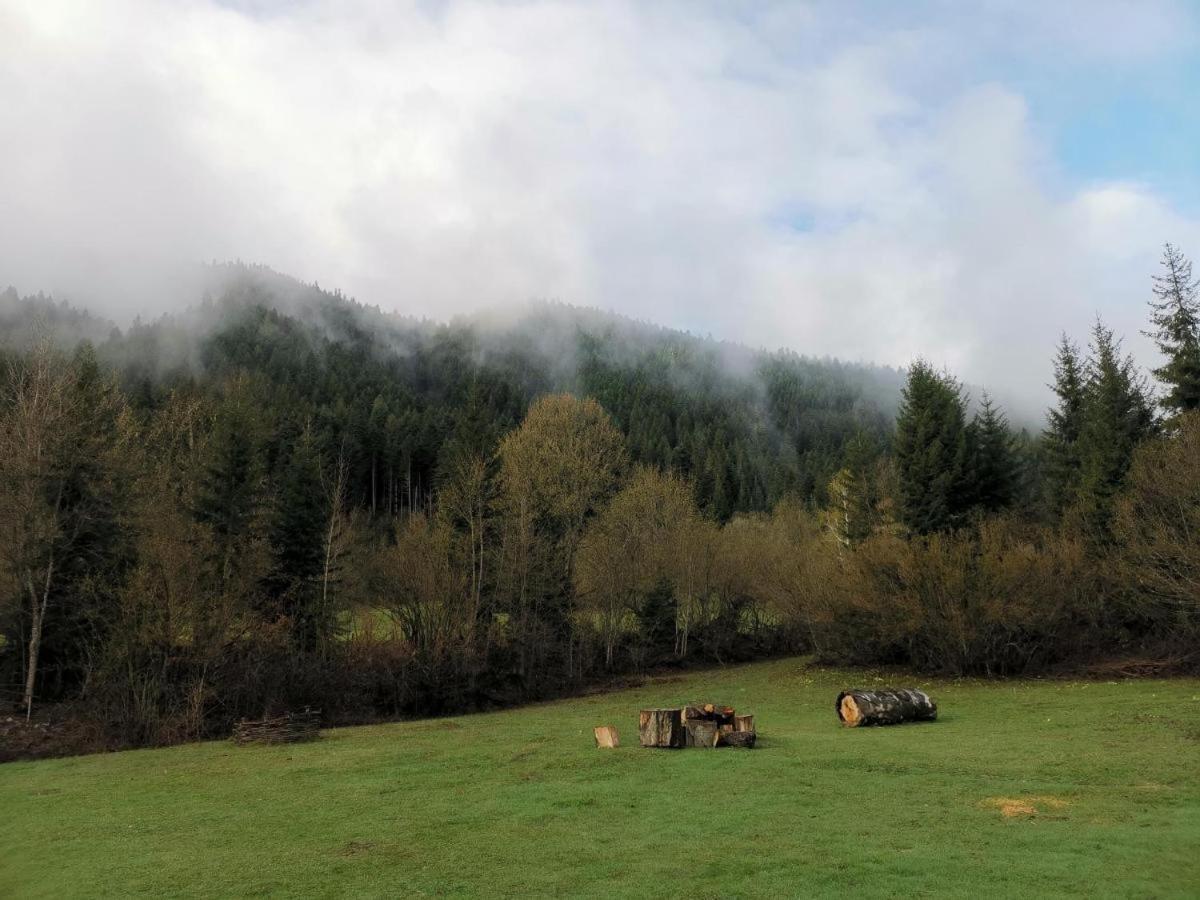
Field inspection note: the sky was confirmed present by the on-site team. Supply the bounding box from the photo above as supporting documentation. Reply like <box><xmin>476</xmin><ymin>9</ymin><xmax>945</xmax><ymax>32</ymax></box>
<box><xmin>2</xmin><ymin>0</ymin><xmax>1199</xmax><ymax>416</ymax></box>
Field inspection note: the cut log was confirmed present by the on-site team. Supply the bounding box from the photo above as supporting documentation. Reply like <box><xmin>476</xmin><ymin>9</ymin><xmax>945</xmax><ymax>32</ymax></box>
<box><xmin>717</xmin><ymin>729</ymin><xmax>756</xmax><ymax>748</ymax></box>
<box><xmin>593</xmin><ymin>725</ymin><xmax>620</xmax><ymax>748</ymax></box>
<box><xmin>835</xmin><ymin>689</ymin><xmax>937</xmax><ymax>727</ymax></box>
<box><xmin>734</xmin><ymin>714</ymin><xmax>754</xmax><ymax>733</ymax></box>
<box><xmin>684</xmin><ymin>720</ymin><xmax>719</xmax><ymax>748</ymax></box>
<box><xmin>639</xmin><ymin>708</ymin><xmax>685</xmax><ymax>748</ymax></box>
<box><xmin>682</xmin><ymin>703</ymin><xmax>735</xmax><ymax>727</ymax></box>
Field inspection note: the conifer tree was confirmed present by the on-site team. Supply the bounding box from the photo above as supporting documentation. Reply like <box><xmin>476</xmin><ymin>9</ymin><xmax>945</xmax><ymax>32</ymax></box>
<box><xmin>1043</xmin><ymin>335</ymin><xmax>1086</xmax><ymax>516</ymax></box>
<box><xmin>893</xmin><ymin>360</ymin><xmax>970</xmax><ymax>535</ymax></box>
<box><xmin>970</xmin><ymin>393</ymin><xmax>1019</xmax><ymax>513</ymax></box>
<box><xmin>1146</xmin><ymin>243</ymin><xmax>1200</xmax><ymax>420</ymax></box>
<box><xmin>266</xmin><ymin>428</ymin><xmax>329</xmax><ymax>648</ymax></box>
<box><xmin>194</xmin><ymin>388</ymin><xmax>263</xmax><ymax>586</ymax></box>
<box><xmin>1075</xmin><ymin>320</ymin><xmax>1156</xmax><ymax>536</ymax></box>
<box><xmin>827</xmin><ymin>431</ymin><xmax>881</xmax><ymax>545</ymax></box>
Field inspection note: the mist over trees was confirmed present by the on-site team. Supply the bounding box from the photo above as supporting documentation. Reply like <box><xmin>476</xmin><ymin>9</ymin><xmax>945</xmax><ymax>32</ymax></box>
<box><xmin>1</xmin><ymin>248</ymin><xmax>1197</xmax><ymax>754</ymax></box>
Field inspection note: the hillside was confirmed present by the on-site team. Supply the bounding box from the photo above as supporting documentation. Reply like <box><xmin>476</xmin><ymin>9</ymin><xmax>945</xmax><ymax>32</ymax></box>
<box><xmin>1</xmin><ymin>658</ymin><xmax>1197</xmax><ymax>898</ymax></box>
<box><xmin>2</xmin><ymin>264</ymin><xmax>905</xmax><ymax>517</ymax></box>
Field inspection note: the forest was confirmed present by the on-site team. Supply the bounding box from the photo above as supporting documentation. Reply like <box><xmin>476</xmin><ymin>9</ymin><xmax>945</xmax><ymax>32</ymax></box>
<box><xmin>1</xmin><ymin>248</ymin><xmax>1197</xmax><ymax>753</ymax></box>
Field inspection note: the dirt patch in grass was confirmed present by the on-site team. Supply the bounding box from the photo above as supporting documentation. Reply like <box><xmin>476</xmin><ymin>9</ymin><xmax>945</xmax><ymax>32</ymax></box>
<box><xmin>338</xmin><ymin>840</ymin><xmax>375</xmax><ymax>857</ymax></box>
<box><xmin>982</xmin><ymin>796</ymin><xmax>1070</xmax><ymax>818</ymax></box>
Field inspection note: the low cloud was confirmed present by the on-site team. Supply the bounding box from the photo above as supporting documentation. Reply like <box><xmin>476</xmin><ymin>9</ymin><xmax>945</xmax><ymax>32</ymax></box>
<box><xmin>2</xmin><ymin>0</ymin><xmax>1198</xmax><ymax>419</ymax></box>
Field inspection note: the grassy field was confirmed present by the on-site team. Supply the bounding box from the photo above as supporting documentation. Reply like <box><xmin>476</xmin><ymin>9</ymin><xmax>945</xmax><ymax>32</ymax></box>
<box><xmin>2</xmin><ymin>659</ymin><xmax>1198</xmax><ymax>899</ymax></box>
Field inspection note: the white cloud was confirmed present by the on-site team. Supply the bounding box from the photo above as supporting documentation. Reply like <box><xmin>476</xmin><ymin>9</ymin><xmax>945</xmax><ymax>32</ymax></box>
<box><xmin>1</xmin><ymin>0</ymin><xmax>1198</xmax><ymax>418</ymax></box>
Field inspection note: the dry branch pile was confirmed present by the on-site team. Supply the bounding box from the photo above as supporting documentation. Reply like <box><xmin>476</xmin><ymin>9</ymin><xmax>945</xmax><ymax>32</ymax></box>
<box><xmin>836</xmin><ymin>689</ymin><xmax>936</xmax><ymax>727</ymax></box>
<box><xmin>232</xmin><ymin>708</ymin><xmax>321</xmax><ymax>745</ymax></box>
<box><xmin>639</xmin><ymin>703</ymin><xmax>756</xmax><ymax>749</ymax></box>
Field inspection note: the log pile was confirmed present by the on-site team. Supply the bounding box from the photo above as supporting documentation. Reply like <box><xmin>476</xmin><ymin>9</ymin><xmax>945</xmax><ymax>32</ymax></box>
<box><xmin>836</xmin><ymin>689</ymin><xmax>937</xmax><ymax>727</ymax></box>
<box><xmin>639</xmin><ymin>703</ymin><xmax>756</xmax><ymax>749</ymax></box>
<box><xmin>232</xmin><ymin>708</ymin><xmax>321</xmax><ymax>745</ymax></box>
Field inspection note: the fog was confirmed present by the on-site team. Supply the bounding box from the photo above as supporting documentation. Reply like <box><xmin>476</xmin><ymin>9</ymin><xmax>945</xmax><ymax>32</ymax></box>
<box><xmin>3</xmin><ymin>0</ymin><xmax>1199</xmax><ymax>421</ymax></box>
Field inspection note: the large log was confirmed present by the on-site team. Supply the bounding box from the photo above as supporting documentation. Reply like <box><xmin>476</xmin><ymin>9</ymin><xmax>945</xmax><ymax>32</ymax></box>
<box><xmin>836</xmin><ymin>689</ymin><xmax>937</xmax><ymax>727</ymax></box>
<box><xmin>594</xmin><ymin>725</ymin><xmax>620</xmax><ymax>748</ymax></box>
<box><xmin>639</xmin><ymin>708</ymin><xmax>685</xmax><ymax>748</ymax></box>
<box><xmin>717</xmin><ymin>729</ymin><xmax>756</xmax><ymax>749</ymax></box>
<box><xmin>684</xmin><ymin>720</ymin><xmax>719</xmax><ymax>748</ymax></box>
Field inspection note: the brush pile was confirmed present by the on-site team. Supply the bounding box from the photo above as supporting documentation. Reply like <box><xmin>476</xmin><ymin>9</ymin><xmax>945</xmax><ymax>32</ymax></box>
<box><xmin>232</xmin><ymin>708</ymin><xmax>321</xmax><ymax>745</ymax></box>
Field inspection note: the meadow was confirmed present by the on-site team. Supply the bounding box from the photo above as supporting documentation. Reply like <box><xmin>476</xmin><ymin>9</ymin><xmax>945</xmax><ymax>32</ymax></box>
<box><xmin>2</xmin><ymin>658</ymin><xmax>1198</xmax><ymax>898</ymax></box>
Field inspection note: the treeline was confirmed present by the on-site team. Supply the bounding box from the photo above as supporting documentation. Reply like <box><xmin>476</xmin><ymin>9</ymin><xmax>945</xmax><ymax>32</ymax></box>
<box><xmin>1</xmin><ymin>249</ymin><xmax>1197</xmax><ymax>753</ymax></box>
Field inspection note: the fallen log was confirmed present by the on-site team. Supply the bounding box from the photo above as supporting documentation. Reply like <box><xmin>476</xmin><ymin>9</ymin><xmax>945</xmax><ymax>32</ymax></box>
<box><xmin>836</xmin><ymin>689</ymin><xmax>937</xmax><ymax>727</ymax></box>
<box><xmin>717</xmin><ymin>729</ymin><xmax>756</xmax><ymax>749</ymax></box>
<box><xmin>684</xmin><ymin>720</ymin><xmax>720</xmax><ymax>748</ymax></box>
<box><xmin>593</xmin><ymin>725</ymin><xmax>620</xmax><ymax>748</ymax></box>
<box><xmin>639</xmin><ymin>708</ymin><xmax>685</xmax><ymax>748</ymax></box>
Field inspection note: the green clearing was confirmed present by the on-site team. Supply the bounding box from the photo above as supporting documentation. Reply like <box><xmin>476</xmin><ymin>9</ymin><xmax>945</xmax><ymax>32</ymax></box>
<box><xmin>2</xmin><ymin>659</ymin><xmax>1198</xmax><ymax>899</ymax></box>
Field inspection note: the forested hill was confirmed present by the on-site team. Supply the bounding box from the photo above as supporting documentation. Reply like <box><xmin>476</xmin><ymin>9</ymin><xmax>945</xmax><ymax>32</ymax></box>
<box><xmin>0</xmin><ymin>265</ymin><xmax>904</xmax><ymax>518</ymax></box>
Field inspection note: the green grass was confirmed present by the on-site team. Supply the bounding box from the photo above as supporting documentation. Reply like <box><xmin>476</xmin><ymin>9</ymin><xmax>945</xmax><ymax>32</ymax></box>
<box><xmin>2</xmin><ymin>659</ymin><xmax>1199</xmax><ymax>898</ymax></box>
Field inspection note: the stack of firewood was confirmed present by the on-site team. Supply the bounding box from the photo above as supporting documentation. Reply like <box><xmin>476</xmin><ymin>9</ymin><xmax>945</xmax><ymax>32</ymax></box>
<box><xmin>232</xmin><ymin>708</ymin><xmax>321</xmax><ymax>745</ymax></box>
<box><xmin>638</xmin><ymin>703</ymin><xmax>756</xmax><ymax>749</ymax></box>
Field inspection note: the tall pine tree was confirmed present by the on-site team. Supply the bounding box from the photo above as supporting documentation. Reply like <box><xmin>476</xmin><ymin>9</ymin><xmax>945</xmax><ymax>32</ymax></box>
<box><xmin>1043</xmin><ymin>335</ymin><xmax>1086</xmax><ymax>516</ymax></box>
<box><xmin>969</xmin><ymin>393</ymin><xmax>1019</xmax><ymax>514</ymax></box>
<box><xmin>894</xmin><ymin>360</ymin><xmax>970</xmax><ymax>535</ymax></box>
<box><xmin>266</xmin><ymin>427</ymin><xmax>330</xmax><ymax>649</ymax></box>
<box><xmin>1146</xmin><ymin>242</ymin><xmax>1200</xmax><ymax>421</ymax></box>
<box><xmin>1075</xmin><ymin>320</ymin><xmax>1156</xmax><ymax>536</ymax></box>
<box><xmin>194</xmin><ymin>388</ymin><xmax>263</xmax><ymax>586</ymax></box>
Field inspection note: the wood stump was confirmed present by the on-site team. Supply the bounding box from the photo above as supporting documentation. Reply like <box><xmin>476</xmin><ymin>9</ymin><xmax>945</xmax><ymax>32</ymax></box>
<box><xmin>684</xmin><ymin>720</ymin><xmax>720</xmax><ymax>748</ymax></box>
<box><xmin>593</xmin><ymin>725</ymin><xmax>620</xmax><ymax>748</ymax></box>
<box><xmin>639</xmin><ymin>708</ymin><xmax>685</xmax><ymax>748</ymax></box>
<box><xmin>734</xmin><ymin>714</ymin><xmax>754</xmax><ymax>733</ymax></box>
<box><xmin>717</xmin><ymin>729</ymin><xmax>756</xmax><ymax>748</ymax></box>
<box><xmin>836</xmin><ymin>689</ymin><xmax>937</xmax><ymax>727</ymax></box>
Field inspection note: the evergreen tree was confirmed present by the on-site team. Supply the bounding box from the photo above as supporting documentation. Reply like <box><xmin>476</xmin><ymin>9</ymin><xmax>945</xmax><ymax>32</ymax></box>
<box><xmin>638</xmin><ymin>578</ymin><xmax>677</xmax><ymax>667</ymax></box>
<box><xmin>1146</xmin><ymin>243</ymin><xmax>1200</xmax><ymax>420</ymax></box>
<box><xmin>1075</xmin><ymin>320</ymin><xmax>1156</xmax><ymax>536</ymax></box>
<box><xmin>970</xmin><ymin>393</ymin><xmax>1019</xmax><ymax>513</ymax></box>
<box><xmin>827</xmin><ymin>430</ymin><xmax>881</xmax><ymax>545</ymax></box>
<box><xmin>1043</xmin><ymin>335</ymin><xmax>1086</xmax><ymax>516</ymax></box>
<box><xmin>193</xmin><ymin>388</ymin><xmax>262</xmax><ymax>585</ymax></box>
<box><xmin>893</xmin><ymin>360</ymin><xmax>970</xmax><ymax>535</ymax></box>
<box><xmin>266</xmin><ymin>428</ymin><xmax>329</xmax><ymax>648</ymax></box>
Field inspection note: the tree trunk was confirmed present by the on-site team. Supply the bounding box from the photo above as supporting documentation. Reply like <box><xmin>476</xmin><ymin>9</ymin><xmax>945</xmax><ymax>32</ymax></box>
<box><xmin>593</xmin><ymin>725</ymin><xmax>620</xmax><ymax>748</ymax></box>
<box><xmin>717</xmin><ymin>729</ymin><xmax>756</xmax><ymax>748</ymax></box>
<box><xmin>836</xmin><ymin>689</ymin><xmax>937</xmax><ymax>727</ymax></box>
<box><xmin>23</xmin><ymin>559</ymin><xmax>54</xmax><ymax>720</ymax></box>
<box><xmin>638</xmin><ymin>708</ymin><xmax>684</xmax><ymax>748</ymax></box>
<box><xmin>684</xmin><ymin>720</ymin><xmax>719</xmax><ymax>748</ymax></box>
